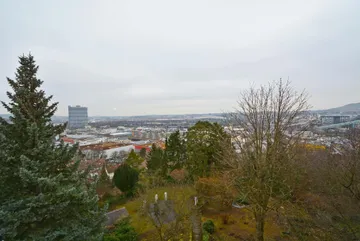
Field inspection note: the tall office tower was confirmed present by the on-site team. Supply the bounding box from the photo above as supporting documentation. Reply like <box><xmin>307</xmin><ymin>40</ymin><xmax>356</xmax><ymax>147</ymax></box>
<box><xmin>68</xmin><ymin>105</ymin><xmax>88</xmax><ymax>129</ymax></box>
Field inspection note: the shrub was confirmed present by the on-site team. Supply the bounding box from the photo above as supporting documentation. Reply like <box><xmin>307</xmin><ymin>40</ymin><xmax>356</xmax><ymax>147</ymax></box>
<box><xmin>169</xmin><ymin>168</ymin><xmax>187</xmax><ymax>182</ymax></box>
<box><xmin>102</xmin><ymin>192</ymin><xmax>114</xmax><ymax>201</ymax></box>
<box><xmin>104</xmin><ymin>217</ymin><xmax>138</xmax><ymax>241</ymax></box>
<box><xmin>113</xmin><ymin>164</ymin><xmax>139</xmax><ymax>195</ymax></box>
<box><xmin>203</xmin><ymin>231</ymin><xmax>210</xmax><ymax>241</ymax></box>
<box><xmin>106</xmin><ymin>194</ymin><xmax>128</xmax><ymax>209</ymax></box>
<box><xmin>165</xmin><ymin>175</ymin><xmax>176</xmax><ymax>183</ymax></box>
<box><xmin>98</xmin><ymin>200</ymin><xmax>106</xmax><ymax>208</ymax></box>
<box><xmin>203</xmin><ymin>219</ymin><xmax>215</xmax><ymax>234</ymax></box>
<box><xmin>195</xmin><ymin>177</ymin><xmax>234</xmax><ymax>209</ymax></box>
<box><xmin>148</xmin><ymin>174</ymin><xmax>167</xmax><ymax>187</ymax></box>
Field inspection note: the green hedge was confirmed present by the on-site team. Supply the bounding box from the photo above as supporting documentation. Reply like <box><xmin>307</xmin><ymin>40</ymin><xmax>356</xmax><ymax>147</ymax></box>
<box><xmin>203</xmin><ymin>219</ymin><xmax>215</xmax><ymax>234</ymax></box>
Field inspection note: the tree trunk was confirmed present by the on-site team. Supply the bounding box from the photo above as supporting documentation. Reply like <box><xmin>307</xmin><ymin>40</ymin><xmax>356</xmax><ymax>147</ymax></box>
<box><xmin>255</xmin><ymin>214</ymin><xmax>265</xmax><ymax>241</ymax></box>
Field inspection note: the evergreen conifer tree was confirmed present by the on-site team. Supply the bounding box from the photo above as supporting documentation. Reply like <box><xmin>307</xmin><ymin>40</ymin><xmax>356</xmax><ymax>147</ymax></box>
<box><xmin>186</xmin><ymin>121</ymin><xmax>229</xmax><ymax>178</ymax></box>
<box><xmin>165</xmin><ymin>130</ymin><xmax>187</xmax><ymax>170</ymax></box>
<box><xmin>139</xmin><ymin>147</ymin><xmax>147</xmax><ymax>159</ymax></box>
<box><xmin>147</xmin><ymin>144</ymin><xmax>167</xmax><ymax>177</ymax></box>
<box><xmin>113</xmin><ymin>164</ymin><xmax>139</xmax><ymax>196</ymax></box>
<box><xmin>125</xmin><ymin>150</ymin><xmax>144</xmax><ymax>170</ymax></box>
<box><xmin>0</xmin><ymin>54</ymin><xmax>106</xmax><ymax>240</ymax></box>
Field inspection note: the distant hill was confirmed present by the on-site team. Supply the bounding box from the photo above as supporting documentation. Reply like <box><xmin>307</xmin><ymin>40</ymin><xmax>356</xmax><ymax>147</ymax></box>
<box><xmin>318</xmin><ymin>102</ymin><xmax>360</xmax><ymax>114</ymax></box>
<box><xmin>90</xmin><ymin>113</ymin><xmax>226</xmax><ymax>120</ymax></box>
<box><xmin>0</xmin><ymin>113</ymin><xmax>226</xmax><ymax>122</ymax></box>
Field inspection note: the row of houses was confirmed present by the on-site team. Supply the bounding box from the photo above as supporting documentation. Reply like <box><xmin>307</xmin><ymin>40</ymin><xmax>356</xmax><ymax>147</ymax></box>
<box><xmin>60</xmin><ymin>137</ymin><xmax>165</xmax><ymax>181</ymax></box>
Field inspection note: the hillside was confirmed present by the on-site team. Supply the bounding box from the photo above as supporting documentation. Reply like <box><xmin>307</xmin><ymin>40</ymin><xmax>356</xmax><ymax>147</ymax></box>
<box><xmin>318</xmin><ymin>102</ymin><xmax>360</xmax><ymax>113</ymax></box>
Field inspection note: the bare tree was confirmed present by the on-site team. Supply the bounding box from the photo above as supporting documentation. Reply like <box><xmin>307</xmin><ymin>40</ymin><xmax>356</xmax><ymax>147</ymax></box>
<box><xmin>141</xmin><ymin>187</ymin><xmax>195</xmax><ymax>241</ymax></box>
<box><xmin>110</xmin><ymin>151</ymin><xmax>119</xmax><ymax>161</ymax></box>
<box><xmin>119</xmin><ymin>150</ymin><xmax>129</xmax><ymax>162</ymax></box>
<box><xmin>312</xmin><ymin>128</ymin><xmax>360</xmax><ymax>240</ymax></box>
<box><xmin>221</xmin><ymin>79</ymin><xmax>309</xmax><ymax>241</ymax></box>
<box><xmin>336</xmin><ymin>129</ymin><xmax>360</xmax><ymax>202</ymax></box>
<box><xmin>84</xmin><ymin>149</ymin><xmax>107</xmax><ymax>160</ymax></box>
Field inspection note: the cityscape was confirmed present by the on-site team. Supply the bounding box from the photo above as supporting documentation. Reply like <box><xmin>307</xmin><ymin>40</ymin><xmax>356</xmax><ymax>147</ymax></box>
<box><xmin>55</xmin><ymin>102</ymin><xmax>360</xmax><ymax>186</ymax></box>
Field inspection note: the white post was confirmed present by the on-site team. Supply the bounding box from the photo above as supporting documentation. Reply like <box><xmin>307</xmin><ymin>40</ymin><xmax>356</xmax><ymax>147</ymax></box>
<box><xmin>155</xmin><ymin>194</ymin><xmax>158</xmax><ymax>203</ymax></box>
<box><xmin>164</xmin><ymin>192</ymin><xmax>168</xmax><ymax>201</ymax></box>
<box><xmin>194</xmin><ymin>196</ymin><xmax>198</xmax><ymax>206</ymax></box>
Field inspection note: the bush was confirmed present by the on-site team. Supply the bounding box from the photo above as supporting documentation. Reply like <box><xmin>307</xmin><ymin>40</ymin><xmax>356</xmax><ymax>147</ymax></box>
<box><xmin>102</xmin><ymin>192</ymin><xmax>114</xmax><ymax>201</ymax></box>
<box><xmin>165</xmin><ymin>175</ymin><xmax>175</xmax><ymax>183</ymax></box>
<box><xmin>113</xmin><ymin>164</ymin><xmax>139</xmax><ymax>195</ymax></box>
<box><xmin>106</xmin><ymin>195</ymin><xmax>128</xmax><ymax>209</ymax></box>
<box><xmin>203</xmin><ymin>220</ymin><xmax>215</xmax><ymax>234</ymax></box>
<box><xmin>104</xmin><ymin>217</ymin><xmax>138</xmax><ymax>241</ymax></box>
<box><xmin>195</xmin><ymin>177</ymin><xmax>234</xmax><ymax>209</ymax></box>
<box><xmin>203</xmin><ymin>231</ymin><xmax>210</xmax><ymax>241</ymax></box>
<box><xmin>148</xmin><ymin>174</ymin><xmax>167</xmax><ymax>187</ymax></box>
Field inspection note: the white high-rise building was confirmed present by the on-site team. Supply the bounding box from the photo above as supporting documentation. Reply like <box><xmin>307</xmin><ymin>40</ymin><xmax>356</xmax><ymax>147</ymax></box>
<box><xmin>68</xmin><ymin>105</ymin><xmax>88</xmax><ymax>129</ymax></box>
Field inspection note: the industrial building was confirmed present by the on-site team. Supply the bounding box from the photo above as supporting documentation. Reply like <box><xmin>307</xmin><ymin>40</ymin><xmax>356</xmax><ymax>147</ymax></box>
<box><xmin>68</xmin><ymin>105</ymin><xmax>88</xmax><ymax>129</ymax></box>
<box><xmin>320</xmin><ymin>115</ymin><xmax>351</xmax><ymax>124</ymax></box>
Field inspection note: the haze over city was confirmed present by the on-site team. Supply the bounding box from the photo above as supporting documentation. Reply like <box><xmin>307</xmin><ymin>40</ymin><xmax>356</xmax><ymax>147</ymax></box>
<box><xmin>1</xmin><ymin>0</ymin><xmax>360</xmax><ymax>116</ymax></box>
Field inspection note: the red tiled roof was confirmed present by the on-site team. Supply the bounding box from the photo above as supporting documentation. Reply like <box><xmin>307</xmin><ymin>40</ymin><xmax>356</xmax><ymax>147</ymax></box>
<box><xmin>134</xmin><ymin>145</ymin><xmax>151</xmax><ymax>152</ymax></box>
<box><xmin>61</xmin><ymin>137</ymin><xmax>75</xmax><ymax>144</ymax></box>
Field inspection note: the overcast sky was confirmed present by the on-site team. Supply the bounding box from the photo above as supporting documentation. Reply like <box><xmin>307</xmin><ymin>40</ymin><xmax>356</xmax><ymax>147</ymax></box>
<box><xmin>1</xmin><ymin>0</ymin><xmax>360</xmax><ymax>116</ymax></box>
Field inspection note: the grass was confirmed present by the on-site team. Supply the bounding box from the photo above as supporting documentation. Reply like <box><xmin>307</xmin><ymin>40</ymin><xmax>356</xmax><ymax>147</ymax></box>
<box><xmin>200</xmin><ymin>197</ymin><xmax>288</xmax><ymax>240</ymax></box>
<box><xmin>120</xmin><ymin>185</ymin><xmax>196</xmax><ymax>239</ymax></box>
<box><xmin>110</xmin><ymin>184</ymin><xmax>299</xmax><ymax>240</ymax></box>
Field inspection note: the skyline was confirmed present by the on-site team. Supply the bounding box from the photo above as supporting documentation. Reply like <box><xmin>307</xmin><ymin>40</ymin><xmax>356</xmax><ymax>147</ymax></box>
<box><xmin>1</xmin><ymin>0</ymin><xmax>360</xmax><ymax>116</ymax></box>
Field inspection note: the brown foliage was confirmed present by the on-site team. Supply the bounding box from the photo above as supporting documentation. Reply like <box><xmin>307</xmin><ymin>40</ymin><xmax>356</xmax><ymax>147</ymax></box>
<box><xmin>169</xmin><ymin>169</ymin><xmax>187</xmax><ymax>182</ymax></box>
<box><xmin>288</xmin><ymin>129</ymin><xmax>360</xmax><ymax>240</ymax></box>
<box><xmin>195</xmin><ymin>176</ymin><xmax>236</xmax><ymax>209</ymax></box>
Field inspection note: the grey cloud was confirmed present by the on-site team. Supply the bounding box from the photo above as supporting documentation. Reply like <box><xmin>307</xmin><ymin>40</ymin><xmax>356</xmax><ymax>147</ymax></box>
<box><xmin>1</xmin><ymin>0</ymin><xmax>360</xmax><ymax>115</ymax></box>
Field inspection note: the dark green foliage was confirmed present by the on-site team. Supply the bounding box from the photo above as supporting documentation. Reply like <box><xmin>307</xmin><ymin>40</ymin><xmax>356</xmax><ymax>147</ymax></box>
<box><xmin>165</xmin><ymin>130</ymin><xmax>187</xmax><ymax>170</ymax></box>
<box><xmin>147</xmin><ymin>144</ymin><xmax>169</xmax><ymax>179</ymax></box>
<box><xmin>105</xmin><ymin>195</ymin><xmax>129</xmax><ymax>210</ymax></box>
<box><xmin>186</xmin><ymin>121</ymin><xmax>229</xmax><ymax>178</ymax></box>
<box><xmin>113</xmin><ymin>163</ymin><xmax>139</xmax><ymax>195</ymax></box>
<box><xmin>203</xmin><ymin>220</ymin><xmax>215</xmax><ymax>234</ymax></box>
<box><xmin>125</xmin><ymin>150</ymin><xmax>143</xmax><ymax>170</ymax></box>
<box><xmin>103</xmin><ymin>218</ymin><xmax>138</xmax><ymax>241</ymax></box>
<box><xmin>139</xmin><ymin>147</ymin><xmax>147</xmax><ymax>158</ymax></box>
<box><xmin>0</xmin><ymin>54</ymin><xmax>106</xmax><ymax>240</ymax></box>
<box><xmin>203</xmin><ymin>231</ymin><xmax>210</xmax><ymax>241</ymax></box>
